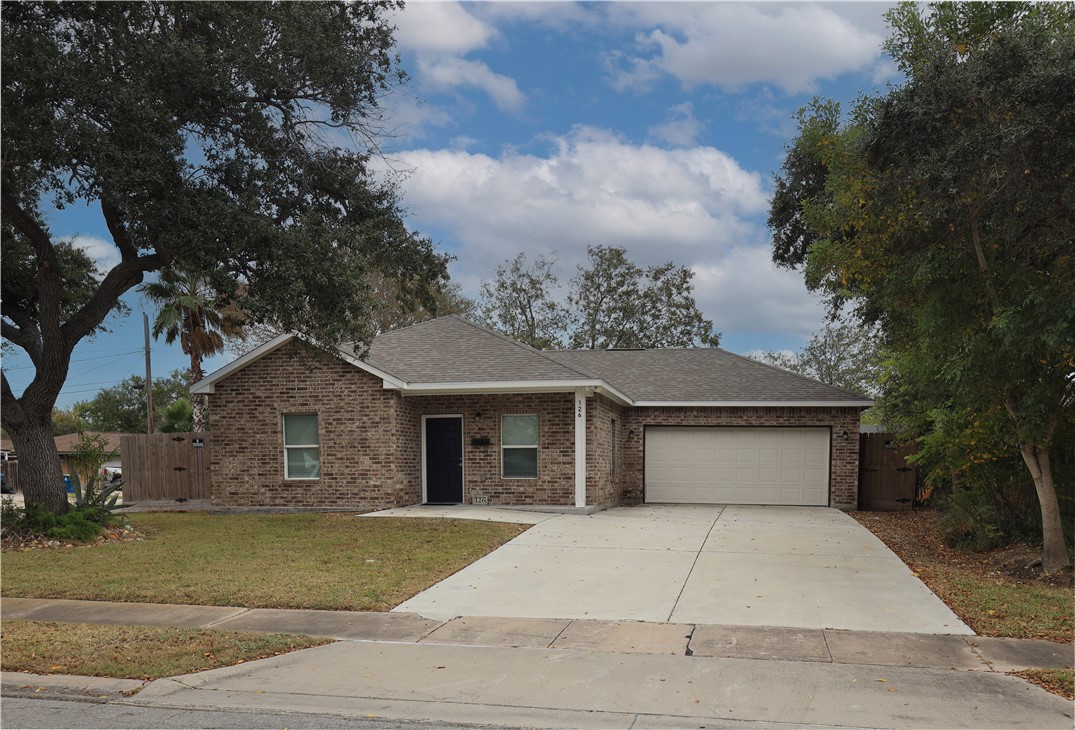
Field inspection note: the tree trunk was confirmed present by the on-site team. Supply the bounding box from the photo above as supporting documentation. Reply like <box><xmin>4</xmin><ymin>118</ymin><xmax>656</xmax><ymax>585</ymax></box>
<box><xmin>7</xmin><ymin>419</ymin><xmax>68</xmax><ymax>514</ymax></box>
<box><xmin>1017</xmin><ymin>443</ymin><xmax>1071</xmax><ymax>574</ymax></box>
<box><xmin>190</xmin><ymin>352</ymin><xmax>207</xmax><ymax>432</ymax></box>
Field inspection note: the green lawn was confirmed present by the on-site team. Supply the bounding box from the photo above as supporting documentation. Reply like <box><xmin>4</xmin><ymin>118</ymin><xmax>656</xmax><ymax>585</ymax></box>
<box><xmin>0</xmin><ymin>621</ymin><xmax>329</xmax><ymax>680</ymax></box>
<box><xmin>1</xmin><ymin>513</ymin><xmax>526</xmax><ymax>611</ymax></box>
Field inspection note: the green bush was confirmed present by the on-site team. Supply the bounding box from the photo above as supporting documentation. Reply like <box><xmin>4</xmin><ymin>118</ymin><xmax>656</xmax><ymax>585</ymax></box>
<box><xmin>5</xmin><ymin>502</ymin><xmax>119</xmax><ymax>543</ymax></box>
<box><xmin>937</xmin><ymin>457</ymin><xmax>1059</xmax><ymax>551</ymax></box>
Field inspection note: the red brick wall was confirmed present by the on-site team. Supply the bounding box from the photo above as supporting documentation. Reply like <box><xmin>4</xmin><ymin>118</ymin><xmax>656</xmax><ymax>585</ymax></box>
<box><xmin>208</xmin><ymin>340</ymin><xmax>419</xmax><ymax>511</ymax></box>
<box><xmin>408</xmin><ymin>394</ymin><xmax>575</xmax><ymax>506</ymax></box>
<box><xmin>586</xmin><ymin>394</ymin><xmax>628</xmax><ymax>507</ymax></box>
<box><xmin>209</xmin><ymin>343</ymin><xmax>861</xmax><ymax>511</ymax></box>
<box><xmin>620</xmin><ymin>406</ymin><xmax>863</xmax><ymax>509</ymax></box>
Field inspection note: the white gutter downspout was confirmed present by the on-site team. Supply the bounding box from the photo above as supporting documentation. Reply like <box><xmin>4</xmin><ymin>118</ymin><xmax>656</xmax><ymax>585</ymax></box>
<box><xmin>574</xmin><ymin>387</ymin><xmax>588</xmax><ymax>509</ymax></box>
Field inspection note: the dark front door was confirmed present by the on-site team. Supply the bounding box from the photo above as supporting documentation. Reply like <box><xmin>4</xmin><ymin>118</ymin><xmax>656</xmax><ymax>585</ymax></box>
<box><xmin>425</xmin><ymin>417</ymin><xmax>463</xmax><ymax>503</ymax></box>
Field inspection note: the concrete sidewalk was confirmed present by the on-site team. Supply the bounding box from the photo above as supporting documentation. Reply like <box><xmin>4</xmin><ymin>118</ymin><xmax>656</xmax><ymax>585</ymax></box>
<box><xmin>4</xmin><ymin>597</ymin><xmax>1072</xmax><ymax>730</ymax></box>
<box><xmin>2</xmin><ymin>596</ymin><xmax>1070</xmax><ymax>673</ymax></box>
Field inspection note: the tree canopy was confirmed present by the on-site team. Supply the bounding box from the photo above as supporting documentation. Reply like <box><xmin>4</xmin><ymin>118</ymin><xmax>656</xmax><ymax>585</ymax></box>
<box><xmin>769</xmin><ymin>1</ymin><xmax>1074</xmax><ymax>571</ymax></box>
<box><xmin>1</xmin><ymin>1</ymin><xmax>445</xmax><ymax>511</ymax></box>
<box><xmin>75</xmin><ymin>371</ymin><xmax>191</xmax><ymax>434</ymax></box>
<box><xmin>753</xmin><ymin>317</ymin><xmax>881</xmax><ymax>397</ymax></box>
<box><xmin>478</xmin><ymin>246</ymin><xmax>720</xmax><ymax>350</ymax></box>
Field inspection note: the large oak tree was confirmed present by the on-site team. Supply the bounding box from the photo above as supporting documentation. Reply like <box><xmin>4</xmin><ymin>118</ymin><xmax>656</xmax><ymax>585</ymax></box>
<box><xmin>769</xmin><ymin>2</ymin><xmax>1074</xmax><ymax>571</ymax></box>
<box><xmin>1</xmin><ymin>2</ymin><xmax>447</xmax><ymax>512</ymax></box>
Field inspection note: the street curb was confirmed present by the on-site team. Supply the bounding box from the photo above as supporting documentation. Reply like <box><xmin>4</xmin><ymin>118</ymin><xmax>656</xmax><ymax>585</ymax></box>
<box><xmin>0</xmin><ymin>671</ymin><xmax>146</xmax><ymax>702</ymax></box>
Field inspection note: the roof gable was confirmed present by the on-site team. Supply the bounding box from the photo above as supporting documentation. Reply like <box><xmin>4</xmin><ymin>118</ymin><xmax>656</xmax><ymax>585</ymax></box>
<box><xmin>364</xmin><ymin>316</ymin><xmax>591</xmax><ymax>384</ymax></box>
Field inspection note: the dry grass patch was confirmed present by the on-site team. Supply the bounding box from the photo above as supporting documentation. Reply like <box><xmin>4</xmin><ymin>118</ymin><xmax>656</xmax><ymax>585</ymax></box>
<box><xmin>1013</xmin><ymin>669</ymin><xmax>1075</xmax><ymax>700</ymax></box>
<box><xmin>0</xmin><ymin>621</ymin><xmax>329</xmax><ymax>680</ymax></box>
<box><xmin>1</xmin><ymin>513</ymin><xmax>526</xmax><ymax>611</ymax></box>
<box><xmin>852</xmin><ymin>510</ymin><xmax>1073</xmax><ymax>642</ymax></box>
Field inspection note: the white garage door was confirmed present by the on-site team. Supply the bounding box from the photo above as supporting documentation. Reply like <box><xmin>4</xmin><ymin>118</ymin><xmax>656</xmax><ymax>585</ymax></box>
<box><xmin>645</xmin><ymin>427</ymin><xmax>830</xmax><ymax>506</ymax></box>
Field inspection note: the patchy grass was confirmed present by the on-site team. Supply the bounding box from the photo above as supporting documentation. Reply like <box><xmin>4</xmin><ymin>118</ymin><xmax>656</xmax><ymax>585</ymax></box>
<box><xmin>1013</xmin><ymin>669</ymin><xmax>1075</xmax><ymax>700</ymax></box>
<box><xmin>1</xmin><ymin>513</ymin><xmax>526</xmax><ymax>611</ymax></box>
<box><xmin>852</xmin><ymin>510</ymin><xmax>1073</xmax><ymax>643</ymax></box>
<box><xmin>0</xmin><ymin>621</ymin><xmax>329</xmax><ymax>680</ymax></box>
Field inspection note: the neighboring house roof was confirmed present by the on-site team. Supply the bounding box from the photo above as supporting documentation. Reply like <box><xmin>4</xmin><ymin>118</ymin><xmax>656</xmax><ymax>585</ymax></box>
<box><xmin>1</xmin><ymin>432</ymin><xmax>124</xmax><ymax>455</ymax></box>
<box><xmin>192</xmin><ymin>316</ymin><xmax>872</xmax><ymax>407</ymax></box>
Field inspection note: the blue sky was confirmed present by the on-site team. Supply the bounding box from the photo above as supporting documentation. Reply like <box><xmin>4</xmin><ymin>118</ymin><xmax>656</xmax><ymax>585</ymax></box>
<box><xmin>6</xmin><ymin>1</ymin><xmax>899</xmax><ymax>410</ymax></box>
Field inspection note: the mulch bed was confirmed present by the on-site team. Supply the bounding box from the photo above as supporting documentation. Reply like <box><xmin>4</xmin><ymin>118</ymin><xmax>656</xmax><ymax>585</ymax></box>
<box><xmin>1</xmin><ymin>523</ymin><xmax>146</xmax><ymax>552</ymax></box>
<box><xmin>850</xmin><ymin>509</ymin><xmax>1073</xmax><ymax>589</ymax></box>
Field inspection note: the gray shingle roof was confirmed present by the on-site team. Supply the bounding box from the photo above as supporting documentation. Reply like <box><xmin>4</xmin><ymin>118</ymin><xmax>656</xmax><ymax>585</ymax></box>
<box><xmin>545</xmin><ymin>348</ymin><xmax>869</xmax><ymax>403</ymax></box>
<box><xmin>356</xmin><ymin>316</ymin><xmax>868</xmax><ymax>403</ymax></box>
<box><xmin>362</xmin><ymin>316</ymin><xmax>590</xmax><ymax>384</ymax></box>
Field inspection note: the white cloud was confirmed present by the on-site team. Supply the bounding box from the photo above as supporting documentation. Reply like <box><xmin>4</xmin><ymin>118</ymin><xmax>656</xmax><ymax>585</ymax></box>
<box><xmin>607</xmin><ymin>3</ymin><xmax>884</xmax><ymax>94</ymax></box>
<box><xmin>648</xmin><ymin>102</ymin><xmax>704</xmax><ymax>147</ymax></box>
<box><xmin>389</xmin><ymin>126</ymin><xmax>767</xmax><ymax>265</ymax></box>
<box><xmin>393</xmin><ymin>2</ymin><xmax>497</xmax><ymax>55</ymax></box>
<box><xmin>417</xmin><ymin>56</ymin><xmax>526</xmax><ymax>114</ymax></box>
<box><xmin>693</xmin><ymin>246</ymin><xmax>825</xmax><ymax>338</ymax></box>
<box><xmin>380</xmin><ymin>127</ymin><xmax>805</xmax><ymax>338</ymax></box>
<box><xmin>393</xmin><ymin>2</ymin><xmax>527</xmax><ymax>116</ymax></box>
<box><xmin>64</xmin><ymin>235</ymin><xmax>120</xmax><ymax>280</ymax></box>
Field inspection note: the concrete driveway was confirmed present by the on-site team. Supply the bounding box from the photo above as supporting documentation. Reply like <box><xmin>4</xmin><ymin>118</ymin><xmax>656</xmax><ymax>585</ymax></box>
<box><xmin>392</xmin><ymin>504</ymin><xmax>973</xmax><ymax>634</ymax></box>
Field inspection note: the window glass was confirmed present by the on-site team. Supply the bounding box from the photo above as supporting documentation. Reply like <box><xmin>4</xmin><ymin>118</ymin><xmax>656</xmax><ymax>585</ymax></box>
<box><xmin>502</xmin><ymin>415</ymin><xmax>538</xmax><ymax>446</ymax></box>
<box><xmin>286</xmin><ymin>447</ymin><xmax>321</xmax><ymax>479</ymax></box>
<box><xmin>502</xmin><ymin>414</ymin><xmax>538</xmax><ymax>478</ymax></box>
<box><xmin>284</xmin><ymin>414</ymin><xmax>319</xmax><ymax>446</ymax></box>
<box><xmin>503</xmin><ymin>448</ymin><xmax>538</xmax><ymax>479</ymax></box>
<box><xmin>284</xmin><ymin>414</ymin><xmax>319</xmax><ymax>479</ymax></box>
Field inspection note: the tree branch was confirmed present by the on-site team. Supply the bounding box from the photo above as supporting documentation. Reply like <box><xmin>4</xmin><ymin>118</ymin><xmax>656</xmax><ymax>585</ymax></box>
<box><xmin>62</xmin><ymin>252</ymin><xmax>167</xmax><ymax>344</ymax></box>
<box><xmin>1</xmin><ymin>309</ymin><xmax>43</xmax><ymax>362</ymax></box>
<box><xmin>101</xmin><ymin>197</ymin><xmax>137</xmax><ymax>261</ymax></box>
<box><xmin>0</xmin><ymin>371</ymin><xmax>26</xmax><ymax>432</ymax></box>
<box><xmin>1</xmin><ymin>191</ymin><xmax>65</xmax><ymax>357</ymax></box>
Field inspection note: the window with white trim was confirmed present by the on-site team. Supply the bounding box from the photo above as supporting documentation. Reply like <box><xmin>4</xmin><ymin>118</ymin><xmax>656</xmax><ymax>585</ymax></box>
<box><xmin>502</xmin><ymin>414</ymin><xmax>538</xmax><ymax>478</ymax></box>
<box><xmin>284</xmin><ymin>413</ymin><xmax>320</xmax><ymax>479</ymax></box>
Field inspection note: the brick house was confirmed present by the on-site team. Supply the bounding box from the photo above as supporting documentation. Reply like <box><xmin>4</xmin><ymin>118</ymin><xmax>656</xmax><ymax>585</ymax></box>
<box><xmin>193</xmin><ymin>316</ymin><xmax>871</xmax><ymax>513</ymax></box>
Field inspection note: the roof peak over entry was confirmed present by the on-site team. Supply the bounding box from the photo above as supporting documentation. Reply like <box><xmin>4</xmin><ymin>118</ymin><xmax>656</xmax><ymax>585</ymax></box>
<box><xmin>192</xmin><ymin>316</ymin><xmax>873</xmax><ymax>407</ymax></box>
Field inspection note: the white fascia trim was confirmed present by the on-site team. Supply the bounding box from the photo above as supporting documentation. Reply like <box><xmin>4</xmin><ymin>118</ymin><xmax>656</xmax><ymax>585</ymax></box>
<box><xmin>191</xmin><ymin>333</ymin><xmax>296</xmax><ymax>394</ymax></box>
<box><xmin>335</xmin><ymin>350</ymin><xmax>408</xmax><ymax>389</ymax></box>
<box><xmin>631</xmin><ymin>400</ymin><xmax>875</xmax><ymax>408</ymax></box>
<box><xmin>191</xmin><ymin>332</ymin><xmax>408</xmax><ymax>394</ymax></box>
<box><xmin>391</xmin><ymin>379</ymin><xmax>632</xmax><ymax>405</ymax></box>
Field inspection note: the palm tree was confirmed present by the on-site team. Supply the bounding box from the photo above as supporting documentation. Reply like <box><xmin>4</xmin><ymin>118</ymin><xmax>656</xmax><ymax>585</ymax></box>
<box><xmin>141</xmin><ymin>268</ymin><xmax>242</xmax><ymax>431</ymax></box>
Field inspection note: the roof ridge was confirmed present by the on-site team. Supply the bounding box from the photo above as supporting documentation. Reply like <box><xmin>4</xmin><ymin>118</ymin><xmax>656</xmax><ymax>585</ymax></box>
<box><xmin>448</xmin><ymin>317</ymin><xmax>600</xmax><ymax>381</ymax></box>
<box><xmin>718</xmin><ymin>347</ymin><xmax>871</xmax><ymax>400</ymax></box>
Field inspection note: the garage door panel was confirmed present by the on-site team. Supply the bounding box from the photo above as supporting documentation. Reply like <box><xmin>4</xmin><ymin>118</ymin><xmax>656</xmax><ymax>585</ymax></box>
<box><xmin>646</xmin><ymin>427</ymin><xmax>830</xmax><ymax>506</ymax></box>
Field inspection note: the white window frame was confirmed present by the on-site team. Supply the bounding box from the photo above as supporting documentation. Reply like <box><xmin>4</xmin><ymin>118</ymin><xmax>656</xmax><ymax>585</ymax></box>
<box><xmin>501</xmin><ymin>414</ymin><xmax>538</xmax><ymax>480</ymax></box>
<box><xmin>283</xmin><ymin>413</ymin><xmax>320</xmax><ymax>480</ymax></box>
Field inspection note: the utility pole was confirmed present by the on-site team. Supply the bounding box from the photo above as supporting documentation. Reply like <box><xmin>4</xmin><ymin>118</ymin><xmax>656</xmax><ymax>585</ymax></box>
<box><xmin>143</xmin><ymin>313</ymin><xmax>154</xmax><ymax>434</ymax></box>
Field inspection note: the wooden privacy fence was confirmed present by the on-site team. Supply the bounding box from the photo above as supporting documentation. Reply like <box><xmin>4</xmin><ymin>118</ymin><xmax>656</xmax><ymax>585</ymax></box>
<box><xmin>858</xmin><ymin>432</ymin><xmax>917</xmax><ymax>511</ymax></box>
<box><xmin>121</xmin><ymin>432</ymin><xmax>211</xmax><ymax>502</ymax></box>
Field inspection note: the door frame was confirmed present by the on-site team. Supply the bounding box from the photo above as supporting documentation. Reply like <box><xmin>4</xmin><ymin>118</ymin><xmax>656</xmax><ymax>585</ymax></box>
<box><xmin>421</xmin><ymin>414</ymin><xmax>464</xmax><ymax>504</ymax></box>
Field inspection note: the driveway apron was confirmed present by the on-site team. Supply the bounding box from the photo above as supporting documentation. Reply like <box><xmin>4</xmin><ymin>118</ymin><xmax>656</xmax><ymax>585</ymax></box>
<box><xmin>392</xmin><ymin>504</ymin><xmax>972</xmax><ymax>634</ymax></box>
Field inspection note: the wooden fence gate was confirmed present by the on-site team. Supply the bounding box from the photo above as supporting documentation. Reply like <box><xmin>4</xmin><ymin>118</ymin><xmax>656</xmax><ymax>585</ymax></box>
<box><xmin>858</xmin><ymin>432</ymin><xmax>916</xmax><ymax>510</ymax></box>
<box><xmin>121</xmin><ymin>432</ymin><xmax>211</xmax><ymax>502</ymax></box>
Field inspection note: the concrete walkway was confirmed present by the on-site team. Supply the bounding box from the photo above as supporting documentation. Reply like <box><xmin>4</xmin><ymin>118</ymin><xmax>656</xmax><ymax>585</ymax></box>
<box><xmin>2</xmin><ymin>597</ymin><xmax>1070</xmax><ymax>672</ymax></box>
<box><xmin>391</xmin><ymin>504</ymin><xmax>973</xmax><ymax>634</ymax></box>
<box><xmin>4</xmin><ymin>597</ymin><xmax>1072</xmax><ymax>729</ymax></box>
